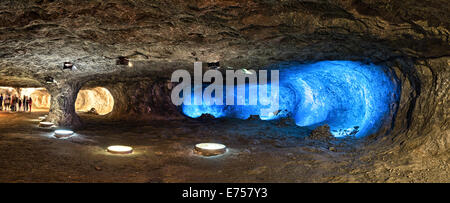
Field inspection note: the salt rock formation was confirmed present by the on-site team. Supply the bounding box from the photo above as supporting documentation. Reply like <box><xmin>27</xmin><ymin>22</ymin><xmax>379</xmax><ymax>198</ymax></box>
<box><xmin>0</xmin><ymin>0</ymin><xmax>448</xmax><ymax>159</ymax></box>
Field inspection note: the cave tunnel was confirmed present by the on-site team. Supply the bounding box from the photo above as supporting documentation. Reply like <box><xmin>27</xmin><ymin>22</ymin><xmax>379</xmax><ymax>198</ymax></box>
<box><xmin>0</xmin><ymin>0</ymin><xmax>448</xmax><ymax>184</ymax></box>
<box><xmin>0</xmin><ymin>86</ymin><xmax>51</xmax><ymax>112</ymax></box>
<box><xmin>75</xmin><ymin>87</ymin><xmax>114</xmax><ymax>116</ymax></box>
<box><xmin>0</xmin><ymin>86</ymin><xmax>115</xmax><ymax>114</ymax></box>
<box><xmin>182</xmin><ymin>61</ymin><xmax>400</xmax><ymax>138</ymax></box>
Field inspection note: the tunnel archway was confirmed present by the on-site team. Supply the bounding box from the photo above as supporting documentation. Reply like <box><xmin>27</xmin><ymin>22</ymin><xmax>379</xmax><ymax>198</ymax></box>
<box><xmin>181</xmin><ymin>61</ymin><xmax>400</xmax><ymax>138</ymax></box>
<box><xmin>75</xmin><ymin>87</ymin><xmax>114</xmax><ymax>115</ymax></box>
<box><xmin>0</xmin><ymin>86</ymin><xmax>51</xmax><ymax>112</ymax></box>
<box><xmin>21</xmin><ymin>88</ymin><xmax>51</xmax><ymax>111</ymax></box>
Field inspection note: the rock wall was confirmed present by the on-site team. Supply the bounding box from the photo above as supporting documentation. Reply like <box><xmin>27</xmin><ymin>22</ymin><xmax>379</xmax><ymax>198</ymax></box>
<box><xmin>387</xmin><ymin>57</ymin><xmax>449</xmax><ymax>156</ymax></box>
<box><xmin>105</xmin><ymin>79</ymin><xmax>183</xmax><ymax>120</ymax></box>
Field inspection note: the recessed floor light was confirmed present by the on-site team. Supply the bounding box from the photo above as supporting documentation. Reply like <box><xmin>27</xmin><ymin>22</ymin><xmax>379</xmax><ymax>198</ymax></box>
<box><xmin>54</xmin><ymin>130</ymin><xmax>74</xmax><ymax>138</ymax></box>
<box><xmin>107</xmin><ymin>145</ymin><xmax>133</xmax><ymax>154</ymax></box>
<box><xmin>194</xmin><ymin>143</ymin><xmax>227</xmax><ymax>156</ymax></box>
<box><xmin>39</xmin><ymin>121</ymin><xmax>54</xmax><ymax>128</ymax></box>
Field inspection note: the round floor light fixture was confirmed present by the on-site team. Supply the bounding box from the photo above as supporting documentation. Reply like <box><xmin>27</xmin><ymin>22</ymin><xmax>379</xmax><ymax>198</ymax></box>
<box><xmin>54</xmin><ymin>130</ymin><xmax>74</xmax><ymax>138</ymax></box>
<box><xmin>194</xmin><ymin>143</ymin><xmax>227</xmax><ymax>156</ymax></box>
<box><xmin>107</xmin><ymin>145</ymin><xmax>133</xmax><ymax>154</ymax></box>
<box><xmin>39</xmin><ymin>121</ymin><xmax>54</xmax><ymax>128</ymax></box>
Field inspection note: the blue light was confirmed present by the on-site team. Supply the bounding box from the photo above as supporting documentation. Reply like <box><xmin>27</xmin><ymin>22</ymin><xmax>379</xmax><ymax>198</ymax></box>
<box><xmin>182</xmin><ymin>61</ymin><xmax>399</xmax><ymax>137</ymax></box>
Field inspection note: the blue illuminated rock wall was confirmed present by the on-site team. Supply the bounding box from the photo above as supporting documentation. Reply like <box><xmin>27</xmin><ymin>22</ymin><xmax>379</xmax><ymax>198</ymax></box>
<box><xmin>182</xmin><ymin>61</ymin><xmax>399</xmax><ymax>137</ymax></box>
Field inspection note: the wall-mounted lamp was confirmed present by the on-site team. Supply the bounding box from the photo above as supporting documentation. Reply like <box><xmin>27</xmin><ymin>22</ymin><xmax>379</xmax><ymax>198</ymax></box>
<box><xmin>116</xmin><ymin>56</ymin><xmax>130</xmax><ymax>65</ymax></box>
<box><xmin>44</xmin><ymin>76</ymin><xmax>54</xmax><ymax>84</ymax></box>
<box><xmin>63</xmin><ymin>62</ymin><xmax>73</xmax><ymax>70</ymax></box>
<box><xmin>207</xmin><ymin>61</ymin><xmax>220</xmax><ymax>69</ymax></box>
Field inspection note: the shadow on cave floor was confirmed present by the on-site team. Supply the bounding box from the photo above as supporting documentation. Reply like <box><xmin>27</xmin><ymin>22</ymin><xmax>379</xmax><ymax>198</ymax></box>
<box><xmin>0</xmin><ymin>112</ymin><xmax>447</xmax><ymax>183</ymax></box>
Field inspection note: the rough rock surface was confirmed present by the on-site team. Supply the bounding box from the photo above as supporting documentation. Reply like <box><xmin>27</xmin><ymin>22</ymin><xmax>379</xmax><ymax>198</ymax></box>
<box><xmin>0</xmin><ymin>0</ymin><xmax>448</xmax><ymax>181</ymax></box>
<box><xmin>44</xmin><ymin>81</ymin><xmax>83</xmax><ymax>128</ymax></box>
<box><xmin>105</xmin><ymin>79</ymin><xmax>182</xmax><ymax>120</ymax></box>
<box><xmin>310</xmin><ymin>124</ymin><xmax>334</xmax><ymax>140</ymax></box>
<box><xmin>197</xmin><ymin>113</ymin><xmax>216</xmax><ymax>120</ymax></box>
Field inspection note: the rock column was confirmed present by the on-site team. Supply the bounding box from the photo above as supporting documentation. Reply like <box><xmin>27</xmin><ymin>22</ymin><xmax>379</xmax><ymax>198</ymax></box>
<box><xmin>44</xmin><ymin>81</ymin><xmax>83</xmax><ymax>129</ymax></box>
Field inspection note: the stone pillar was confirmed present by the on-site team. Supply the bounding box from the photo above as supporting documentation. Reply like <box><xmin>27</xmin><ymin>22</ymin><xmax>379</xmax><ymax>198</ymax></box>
<box><xmin>45</xmin><ymin>81</ymin><xmax>83</xmax><ymax>129</ymax></box>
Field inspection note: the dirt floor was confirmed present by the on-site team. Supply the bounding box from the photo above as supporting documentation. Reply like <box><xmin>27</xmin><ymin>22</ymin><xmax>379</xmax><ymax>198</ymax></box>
<box><xmin>0</xmin><ymin>111</ymin><xmax>448</xmax><ymax>183</ymax></box>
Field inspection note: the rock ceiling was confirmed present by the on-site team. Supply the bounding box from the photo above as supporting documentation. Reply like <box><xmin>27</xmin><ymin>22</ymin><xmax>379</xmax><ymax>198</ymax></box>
<box><xmin>0</xmin><ymin>0</ymin><xmax>449</xmax><ymax>87</ymax></box>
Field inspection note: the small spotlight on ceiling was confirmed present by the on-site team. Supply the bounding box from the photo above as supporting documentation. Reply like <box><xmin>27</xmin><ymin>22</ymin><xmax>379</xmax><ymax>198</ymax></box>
<box><xmin>194</xmin><ymin>143</ymin><xmax>227</xmax><ymax>156</ymax></box>
<box><xmin>116</xmin><ymin>56</ymin><xmax>130</xmax><ymax>66</ymax></box>
<box><xmin>45</xmin><ymin>76</ymin><xmax>55</xmax><ymax>84</ymax></box>
<box><xmin>63</xmin><ymin>62</ymin><xmax>74</xmax><ymax>70</ymax></box>
<box><xmin>39</xmin><ymin>121</ymin><xmax>55</xmax><ymax>128</ymax></box>
<box><xmin>54</xmin><ymin>130</ymin><xmax>74</xmax><ymax>138</ymax></box>
<box><xmin>207</xmin><ymin>61</ymin><xmax>220</xmax><ymax>69</ymax></box>
<box><xmin>107</xmin><ymin>145</ymin><xmax>133</xmax><ymax>154</ymax></box>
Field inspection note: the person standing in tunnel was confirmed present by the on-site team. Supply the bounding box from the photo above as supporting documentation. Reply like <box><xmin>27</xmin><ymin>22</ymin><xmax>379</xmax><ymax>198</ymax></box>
<box><xmin>0</xmin><ymin>94</ymin><xmax>3</xmax><ymax>111</ymax></box>
<box><xmin>13</xmin><ymin>95</ymin><xmax>18</xmax><ymax>112</ymax></box>
<box><xmin>4</xmin><ymin>95</ymin><xmax>10</xmax><ymax>111</ymax></box>
<box><xmin>28</xmin><ymin>97</ymin><xmax>32</xmax><ymax>112</ymax></box>
<box><xmin>23</xmin><ymin>96</ymin><xmax>28</xmax><ymax>112</ymax></box>
<box><xmin>13</xmin><ymin>95</ymin><xmax>18</xmax><ymax>111</ymax></box>
<box><xmin>18</xmin><ymin>97</ymin><xmax>22</xmax><ymax>112</ymax></box>
<box><xmin>9</xmin><ymin>95</ymin><xmax>12</xmax><ymax>111</ymax></box>
<box><xmin>14</xmin><ymin>95</ymin><xmax>18</xmax><ymax>111</ymax></box>
<box><xmin>10</xmin><ymin>95</ymin><xmax>15</xmax><ymax>111</ymax></box>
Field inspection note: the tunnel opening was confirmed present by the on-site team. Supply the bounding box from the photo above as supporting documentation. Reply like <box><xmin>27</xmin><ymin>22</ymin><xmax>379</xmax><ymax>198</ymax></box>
<box><xmin>181</xmin><ymin>61</ymin><xmax>400</xmax><ymax>138</ymax></box>
<box><xmin>75</xmin><ymin>87</ymin><xmax>114</xmax><ymax>116</ymax></box>
<box><xmin>0</xmin><ymin>86</ymin><xmax>51</xmax><ymax>112</ymax></box>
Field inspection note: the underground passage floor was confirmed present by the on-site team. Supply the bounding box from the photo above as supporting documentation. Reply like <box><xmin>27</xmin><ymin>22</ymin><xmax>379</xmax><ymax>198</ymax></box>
<box><xmin>0</xmin><ymin>112</ymin><xmax>448</xmax><ymax>183</ymax></box>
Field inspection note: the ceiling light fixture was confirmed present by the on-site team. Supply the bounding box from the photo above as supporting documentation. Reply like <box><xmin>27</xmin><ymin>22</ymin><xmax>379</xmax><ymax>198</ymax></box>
<box><xmin>63</xmin><ymin>62</ymin><xmax>73</xmax><ymax>70</ymax></box>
